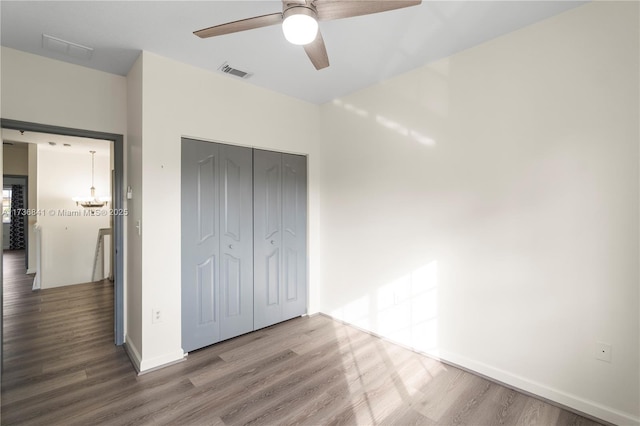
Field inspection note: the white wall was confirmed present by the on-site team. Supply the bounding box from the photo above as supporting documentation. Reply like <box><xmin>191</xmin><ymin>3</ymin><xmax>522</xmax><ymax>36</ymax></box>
<box><xmin>319</xmin><ymin>2</ymin><xmax>639</xmax><ymax>425</ymax></box>
<box><xmin>37</xmin><ymin>145</ymin><xmax>111</xmax><ymax>288</ymax></box>
<box><xmin>1</xmin><ymin>47</ymin><xmax>127</xmax><ymax>134</ymax></box>
<box><xmin>133</xmin><ymin>52</ymin><xmax>321</xmax><ymax>371</ymax></box>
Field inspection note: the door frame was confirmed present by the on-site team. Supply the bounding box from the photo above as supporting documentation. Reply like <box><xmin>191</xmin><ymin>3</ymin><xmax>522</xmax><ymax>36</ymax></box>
<box><xmin>1</xmin><ymin>118</ymin><xmax>125</xmax><ymax>345</ymax></box>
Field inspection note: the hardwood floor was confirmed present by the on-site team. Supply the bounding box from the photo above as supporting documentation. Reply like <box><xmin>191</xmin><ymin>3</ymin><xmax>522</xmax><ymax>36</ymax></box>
<box><xmin>2</xmin><ymin>250</ymin><xmax>603</xmax><ymax>425</ymax></box>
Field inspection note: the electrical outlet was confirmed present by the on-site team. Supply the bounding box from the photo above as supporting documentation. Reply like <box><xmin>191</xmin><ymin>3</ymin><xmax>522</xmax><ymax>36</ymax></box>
<box><xmin>595</xmin><ymin>342</ymin><xmax>612</xmax><ymax>362</ymax></box>
<box><xmin>152</xmin><ymin>308</ymin><xmax>162</xmax><ymax>324</ymax></box>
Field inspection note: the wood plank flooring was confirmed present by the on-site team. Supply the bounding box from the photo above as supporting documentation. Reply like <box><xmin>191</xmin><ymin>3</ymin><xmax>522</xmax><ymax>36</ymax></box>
<box><xmin>2</xmin><ymin>250</ymin><xmax>604</xmax><ymax>425</ymax></box>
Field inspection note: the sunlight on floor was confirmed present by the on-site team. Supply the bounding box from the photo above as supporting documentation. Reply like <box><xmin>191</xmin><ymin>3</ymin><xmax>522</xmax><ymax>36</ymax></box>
<box><xmin>329</xmin><ymin>260</ymin><xmax>447</xmax><ymax>423</ymax></box>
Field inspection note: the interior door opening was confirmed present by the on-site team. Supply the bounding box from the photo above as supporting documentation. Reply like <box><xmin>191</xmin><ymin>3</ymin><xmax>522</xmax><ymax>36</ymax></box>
<box><xmin>0</xmin><ymin>119</ymin><xmax>124</xmax><ymax>350</ymax></box>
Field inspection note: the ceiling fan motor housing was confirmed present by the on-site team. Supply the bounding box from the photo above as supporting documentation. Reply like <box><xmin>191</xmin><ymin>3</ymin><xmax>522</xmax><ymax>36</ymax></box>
<box><xmin>283</xmin><ymin>4</ymin><xmax>317</xmax><ymax>18</ymax></box>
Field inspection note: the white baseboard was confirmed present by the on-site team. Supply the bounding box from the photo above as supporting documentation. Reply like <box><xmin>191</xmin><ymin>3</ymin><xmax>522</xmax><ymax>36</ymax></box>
<box><xmin>437</xmin><ymin>350</ymin><xmax>639</xmax><ymax>426</ymax></box>
<box><xmin>26</xmin><ymin>268</ymin><xmax>35</xmax><ymax>274</ymax></box>
<box><xmin>139</xmin><ymin>349</ymin><xmax>185</xmax><ymax>373</ymax></box>
<box><xmin>123</xmin><ymin>337</ymin><xmax>185</xmax><ymax>374</ymax></box>
<box><xmin>31</xmin><ymin>274</ymin><xmax>40</xmax><ymax>291</ymax></box>
<box><xmin>123</xmin><ymin>337</ymin><xmax>143</xmax><ymax>373</ymax></box>
<box><xmin>319</xmin><ymin>313</ymin><xmax>639</xmax><ymax>426</ymax></box>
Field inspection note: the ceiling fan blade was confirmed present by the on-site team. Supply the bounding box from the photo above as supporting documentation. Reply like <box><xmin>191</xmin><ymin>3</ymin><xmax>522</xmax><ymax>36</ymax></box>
<box><xmin>194</xmin><ymin>13</ymin><xmax>283</xmax><ymax>38</ymax></box>
<box><xmin>303</xmin><ymin>30</ymin><xmax>330</xmax><ymax>70</ymax></box>
<box><xmin>315</xmin><ymin>0</ymin><xmax>421</xmax><ymax>21</ymax></box>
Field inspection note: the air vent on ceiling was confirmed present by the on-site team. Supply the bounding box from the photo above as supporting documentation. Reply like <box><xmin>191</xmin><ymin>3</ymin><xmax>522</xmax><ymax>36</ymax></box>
<box><xmin>42</xmin><ymin>34</ymin><xmax>94</xmax><ymax>60</ymax></box>
<box><xmin>218</xmin><ymin>62</ymin><xmax>252</xmax><ymax>79</ymax></box>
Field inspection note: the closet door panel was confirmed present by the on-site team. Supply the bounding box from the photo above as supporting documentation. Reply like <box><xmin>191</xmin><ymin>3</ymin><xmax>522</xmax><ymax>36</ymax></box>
<box><xmin>265</xmin><ymin>164</ymin><xmax>282</xmax><ymax>239</ymax></box>
<box><xmin>254</xmin><ymin>150</ymin><xmax>307</xmax><ymax>329</ymax></box>
<box><xmin>219</xmin><ymin>144</ymin><xmax>254</xmax><ymax>340</ymax></box>
<box><xmin>182</xmin><ymin>139</ymin><xmax>221</xmax><ymax>352</ymax></box>
<box><xmin>267</xmin><ymin>248</ymin><xmax>280</xmax><ymax>306</ymax></box>
<box><xmin>197</xmin><ymin>258</ymin><xmax>216</xmax><ymax>324</ymax></box>
<box><xmin>254</xmin><ymin>149</ymin><xmax>283</xmax><ymax>330</ymax></box>
<box><xmin>282</xmin><ymin>153</ymin><xmax>307</xmax><ymax>321</ymax></box>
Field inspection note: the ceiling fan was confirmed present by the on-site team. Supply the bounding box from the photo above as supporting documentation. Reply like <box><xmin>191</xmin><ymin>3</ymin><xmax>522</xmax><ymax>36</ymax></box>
<box><xmin>194</xmin><ymin>0</ymin><xmax>422</xmax><ymax>70</ymax></box>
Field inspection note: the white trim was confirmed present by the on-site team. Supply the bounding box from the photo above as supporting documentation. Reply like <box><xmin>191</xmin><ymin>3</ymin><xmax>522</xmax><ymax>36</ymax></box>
<box><xmin>123</xmin><ymin>339</ymin><xmax>186</xmax><ymax>375</ymax></box>
<box><xmin>123</xmin><ymin>336</ymin><xmax>142</xmax><ymax>373</ymax></box>
<box><xmin>137</xmin><ymin>353</ymin><xmax>186</xmax><ymax>376</ymax></box>
<box><xmin>31</xmin><ymin>223</ymin><xmax>41</xmax><ymax>290</ymax></box>
<box><xmin>319</xmin><ymin>313</ymin><xmax>638</xmax><ymax>426</ymax></box>
<box><xmin>436</xmin><ymin>350</ymin><xmax>638</xmax><ymax>426</ymax></box>
<box><xmin>138</xmin><ymin>349</ymin><xmax>185</xmax><ymax>373</ymax></box>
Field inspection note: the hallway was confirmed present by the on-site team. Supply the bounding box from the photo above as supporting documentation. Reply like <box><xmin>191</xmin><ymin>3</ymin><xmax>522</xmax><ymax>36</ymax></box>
<box><xmin>2</xmin><ymin>249</ymin><xmax>121</xmax><ymax>424</ymax></box>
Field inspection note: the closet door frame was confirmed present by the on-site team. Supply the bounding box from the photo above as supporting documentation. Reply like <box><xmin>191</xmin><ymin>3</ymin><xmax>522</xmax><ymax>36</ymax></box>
<box><xmin>182</xmin><ymin>140</ymin><xmax>308</xmax><ymax>352</ymax></box>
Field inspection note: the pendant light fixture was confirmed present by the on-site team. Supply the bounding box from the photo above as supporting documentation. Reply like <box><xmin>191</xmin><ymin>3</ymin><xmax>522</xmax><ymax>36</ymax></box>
<box><xmin>73</xmin><ymin>150</ymin><xmax>110</xmax><ymax>208</ymax></box>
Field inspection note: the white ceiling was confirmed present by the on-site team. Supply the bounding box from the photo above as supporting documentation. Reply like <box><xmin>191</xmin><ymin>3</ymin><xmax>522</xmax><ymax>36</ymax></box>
<box><xmin>2</xmin><ymin>129</ymin><xmax>111</xmax><ymax>156</ymax></box>
<box><xmin>1</xmin><ymin>1</ymin><xmax>586</xmax><ymax>104</ymax></box>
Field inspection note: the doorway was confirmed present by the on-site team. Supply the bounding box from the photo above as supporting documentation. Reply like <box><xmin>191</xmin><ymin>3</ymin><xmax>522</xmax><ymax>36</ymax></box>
<box><xmin>0</xmin><ymin>119</ymin><xmax>124</xmax><ymax>346</ymax></box>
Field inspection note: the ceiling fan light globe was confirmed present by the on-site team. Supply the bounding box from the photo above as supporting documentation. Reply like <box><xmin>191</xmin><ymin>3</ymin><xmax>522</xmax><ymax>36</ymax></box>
<box><xmin>282</xmin><ymin>13</ymin><xmax>318</xmax><ymax>45</ymax></box>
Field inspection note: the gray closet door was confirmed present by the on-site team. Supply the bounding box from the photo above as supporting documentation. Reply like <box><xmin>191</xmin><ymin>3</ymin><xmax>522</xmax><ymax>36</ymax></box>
<box><xmin>219</xmin><ymin>143</ymin><xmax>254</xmax><ymax>340</ymax></box>
<box><xmin>182</xmin><ymin>138</ymin><xmax>253</xmax><ymax>352</ymax></box>
<box><xmin>254</xmin><ymin>150</ymin><xmax>307</xmax><ymax>330</ymax></box>
<box><xmin>281</xmin><ymin>153</ymin><xmax>307</xmax><ymax>321</ymax></box>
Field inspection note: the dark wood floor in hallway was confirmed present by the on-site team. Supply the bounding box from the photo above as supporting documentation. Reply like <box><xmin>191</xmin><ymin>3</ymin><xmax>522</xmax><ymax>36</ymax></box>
<box><xmin>2</xmin><ymin>250</ymin><xmax>603</xmax><ymax>425</ymax></box>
